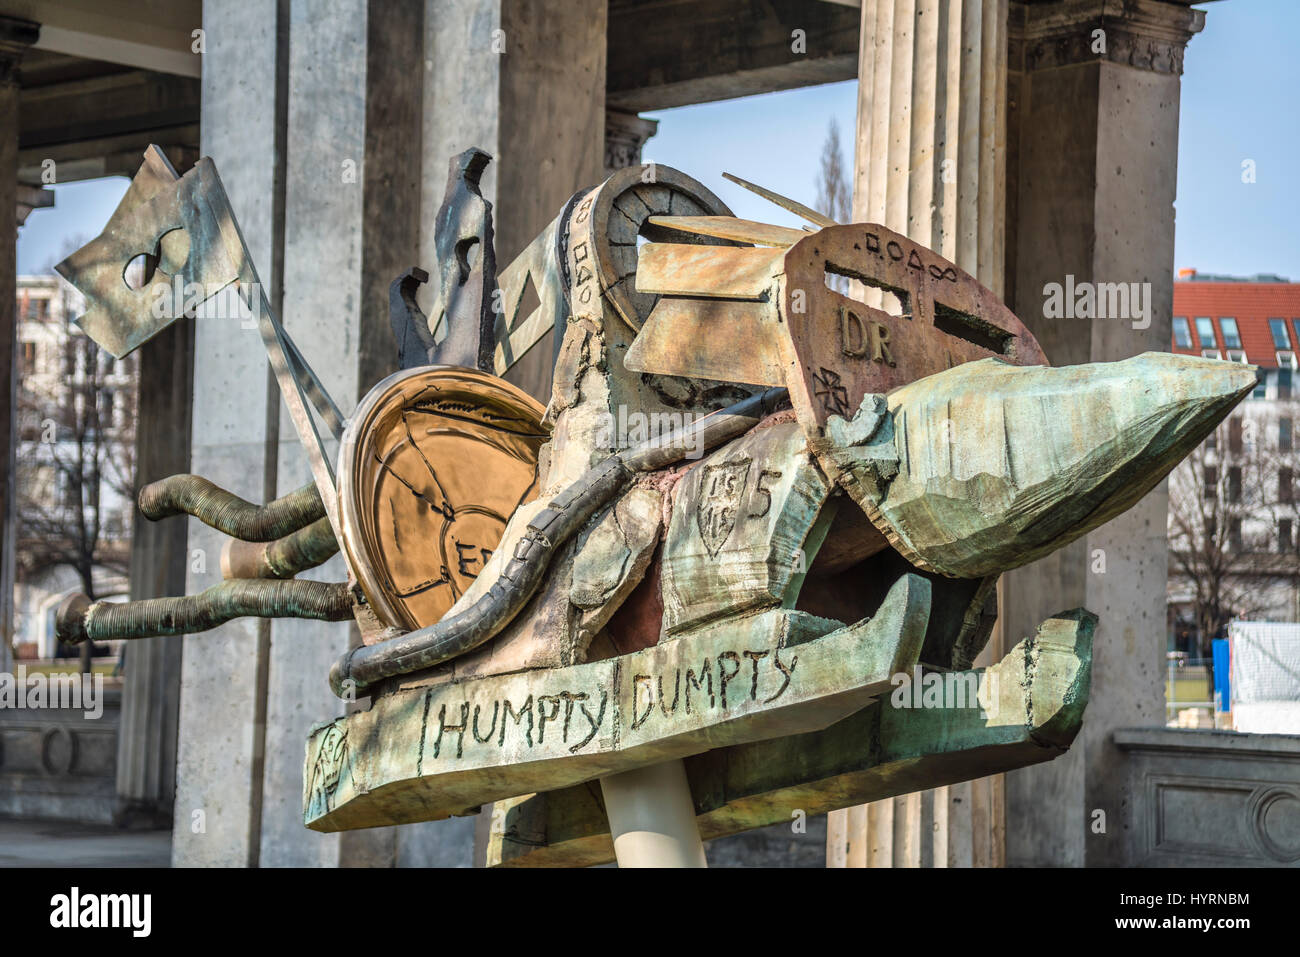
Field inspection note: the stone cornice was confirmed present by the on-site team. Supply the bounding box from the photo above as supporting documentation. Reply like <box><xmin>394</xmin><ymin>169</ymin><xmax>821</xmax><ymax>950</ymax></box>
<box><xmin>0</xmin><ymin>16</ymin><xmax>40</xmax><ymax>88</ymax></box>
<box><xmin>1010</xmin><ymin>0</ymin><xmax>1206</xmax><ymax>76</ymax></box>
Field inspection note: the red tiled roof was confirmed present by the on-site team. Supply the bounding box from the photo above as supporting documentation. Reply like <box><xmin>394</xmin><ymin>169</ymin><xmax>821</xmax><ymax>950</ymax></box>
<box><xmin>1172</xmin><ymin>281</ymin><xmax>1300</xmax><ymax>369</ymax></box>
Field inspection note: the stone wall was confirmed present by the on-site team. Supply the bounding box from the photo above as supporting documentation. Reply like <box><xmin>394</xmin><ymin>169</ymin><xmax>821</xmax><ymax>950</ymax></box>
<box><xmin>1114</xmin><ymin>728</ymin><xmax>1300</xmax><ymax>866</ymax></box>
<box><xmin>0</xmin><ymin>687</ymin><xmax>121</xmax><ymax>825</ymax></box>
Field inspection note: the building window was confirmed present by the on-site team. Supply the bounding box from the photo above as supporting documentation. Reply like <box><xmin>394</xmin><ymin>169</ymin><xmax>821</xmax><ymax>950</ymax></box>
<box><xmin>1229</xmin><ymin>416</ymin><xmax>1243</xmax><ymax>453</ymax></box>
<box><xmin>1206</xmin><ymin>429</ymin><xmax>1217</xmax><ymax>451</ymax></box>
<box><xmin>1220</xmin><ymin>318</ymin><xmax>1241</xmax><ymax>349</ymax></box>
<box><xmin>1195</xmin><ymin>317</ymin><xmax>1217</xmax><ymax>349</ymax></box>
<box><xmin>1282</xmin><ymin>467</ymin><xmax>1294</xmax><ymax>503</ymax></box>
<box><xmin>1254</xmin><ymin>373</ymin><xmax>1268</xmax><ymax>400</ymax></box>
<box><xmin>20</xmin><ymin>340</ymin><xmax>36</xmax><ymax>376</ymax></box>
<box><xmin>1281</xmin><ymin>417</ymin><xmax>1294</xmax><ymax>452</ymax></box>
<box><xmin>1229</xmin><ymin>517</ymin><xmax>1243</xmax><ymax>550</ymax></box>
<box><xmin>1204</xmin><ymin>464</ymin><xmax>1217</xmax><ymax>498</ymax></box>
<box><xmin>1282</xmin><ymin>367</ymin><xmax>1294</xmax><ymax>400</ymax></box>
<box><xmin>1228</xmin><ymin>466</ymin><xmax>1242</xmax><ymax>503</ymax></box>
<box><xmin>1173</xmin><ymin>317</ymin><xmax>1192</xmax><ymax>349</ymax></box>
<box><xmin>1271</xmin><ymin>318</ymin><xmax>1292</xmax><ymax>349</ymax></box>
<box><xmin>1282</xmin><ymin>519</ymin><xmax>1294</xmax><ymax>553</ymax></box>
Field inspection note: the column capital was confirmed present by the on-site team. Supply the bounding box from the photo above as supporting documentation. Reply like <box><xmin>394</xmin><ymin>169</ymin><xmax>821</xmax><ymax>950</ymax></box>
<box><xmin>1010</xmin><ymin>0</ymin><xmax>1205</xmax><ymax>76</ymax></box>
<box><xmin>0</xmin><ymin>15</ymin><xmax>39</xmax><ymax>87</ymax></box>
<box><xmin>604</xmin><ymin>109</ymin><xmax>659</xmax><ymax>177</ymax></box>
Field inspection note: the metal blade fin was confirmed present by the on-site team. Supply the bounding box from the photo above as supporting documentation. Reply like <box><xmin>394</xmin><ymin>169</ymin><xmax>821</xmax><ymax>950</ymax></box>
<box><xmin>645</xmin><ymin>215</ymin><xmax>808</xmax><ymax>248</ymax></box>
<box><xmin>721</xmin><ymin>172</ymin><xmax>840</xmax><ymax>229</ymax></box>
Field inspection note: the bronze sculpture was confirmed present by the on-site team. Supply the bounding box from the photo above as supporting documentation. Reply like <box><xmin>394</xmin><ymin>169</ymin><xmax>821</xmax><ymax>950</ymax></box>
<box><xmin>52</xmin><ymin>145</ymin><xmax>1255</xmax><ymax>865</ymax></box>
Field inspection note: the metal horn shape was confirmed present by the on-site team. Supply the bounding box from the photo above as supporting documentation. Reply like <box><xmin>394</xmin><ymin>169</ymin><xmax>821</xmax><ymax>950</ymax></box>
<box><xmin>56</xmin><ymin>579</ymin><xmax>354</xmax><ymax>645</ymax></box>
<box><xmin>139</xmin><ymin>474</ymin><xmax>325</xmax><ymax>541</ymax></box>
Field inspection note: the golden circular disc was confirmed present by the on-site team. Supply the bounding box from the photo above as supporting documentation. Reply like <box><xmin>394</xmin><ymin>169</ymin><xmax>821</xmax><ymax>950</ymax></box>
<box><xmin>337</xmin><ymin>366</ymin><xmax>549</xmax><ymax>636</ymax></box>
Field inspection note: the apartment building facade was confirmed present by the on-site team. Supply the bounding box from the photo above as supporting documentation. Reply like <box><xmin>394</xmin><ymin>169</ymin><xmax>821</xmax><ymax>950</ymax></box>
<box><xmin>1168</xmin><ymin>273</ymin><xmax>1300</xmax><ymax>653</ymax></box>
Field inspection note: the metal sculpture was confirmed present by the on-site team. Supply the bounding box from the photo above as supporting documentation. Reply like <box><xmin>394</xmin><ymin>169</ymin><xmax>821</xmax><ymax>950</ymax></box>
<box><xmin>52</xmin><ymin>144</ymin><xmax>1256</xmax><ymax>867</ymax></box>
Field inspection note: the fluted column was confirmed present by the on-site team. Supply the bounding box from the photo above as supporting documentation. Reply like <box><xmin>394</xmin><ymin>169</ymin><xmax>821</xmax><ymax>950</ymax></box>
<box><xmin>828</xmin><ymin>0</ymin><xmax>1008</xmax><ymax>869</ymax></box>
<box><xmin>1000</xmin><ymin>0</ymin><xmax>1204</xmax><ymax>867</ymax></box>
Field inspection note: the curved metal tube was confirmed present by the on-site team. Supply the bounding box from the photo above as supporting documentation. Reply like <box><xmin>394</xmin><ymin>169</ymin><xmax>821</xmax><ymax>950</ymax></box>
<box><xmin>330</xmin><ymin>387</ymin><xmax>789</xmax><ymax>697</ymax></box>
<box><xmin>56</xmin><ymin>579</ymin><xmax>353</xmax><ymax>644</ymax></box>
<box><xmin>222</xmin><ymin>517</ymin><xmax>340</xmax><ymax>580</ymax></box>
<box><xmin>139</xmin><ymin>475</ymin><xmax>325</xmax><ymax>542</ymax></box>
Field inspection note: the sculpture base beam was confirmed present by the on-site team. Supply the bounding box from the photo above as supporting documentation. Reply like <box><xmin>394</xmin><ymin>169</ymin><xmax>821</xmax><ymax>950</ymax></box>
<box><xmin>484</xmin><ymin>609</ymin><xmax>1095</xmax><ymax>867</ymax></box>
<box><xmin>303</xmin><ymin>574</ymin><xmax>932</xmax><ymax>832</ymax></box>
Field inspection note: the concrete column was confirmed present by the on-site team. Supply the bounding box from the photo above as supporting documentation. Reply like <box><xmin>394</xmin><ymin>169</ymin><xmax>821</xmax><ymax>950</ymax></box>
<box><xmin>115</xmin><ymin>292</ymin><xmax>194</xmax><ymax>827</ymax></box>
<box><xmin>173</xmin><ymin>0</ymin><xmax>287</xmax><ymax>867</ymax></box>
<box><xmin>419</xmin><ymin>0</ymin><xmax>606</xmax><ymax>868</ymax></box>
<box><xmin>1001</xmin><ymin>0</ymin><xmax>1203</xmax><ymax>867</ymax></box>
<box><xmin>420</xmin><ymin>0</ymin><xmax>607</xmax><ymax>404</ymax></box>
<box><xmin>828</xmin><ymin>0</ymin><xmax>1008</xmax><ymax>869</ymax></box>
<box><xmin>177</xmin><ymin>0</ymin><xmax>606</xmax><ymax>867</ymax></box>
<box><xmin>258</xmin><ymin>0</ymin><xmax>429</xmax><ymax>868</ymax></box>
<box><xmin>0</xmin><ymin>16</ymin><xmax>39</xmax><ymax>678</ymax></box>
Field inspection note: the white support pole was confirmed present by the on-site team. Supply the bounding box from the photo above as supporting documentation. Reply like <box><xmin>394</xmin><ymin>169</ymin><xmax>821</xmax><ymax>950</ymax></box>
<box><xmin>599</xmin><ymin>759</ymin><xmax>708</xmax><ymax>867</ymax></box>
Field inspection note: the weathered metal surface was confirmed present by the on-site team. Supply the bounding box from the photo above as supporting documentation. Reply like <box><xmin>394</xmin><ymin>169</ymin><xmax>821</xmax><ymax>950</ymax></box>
<box><xmin>818</xmin><ymin>353</ymin><xmax>1260</xmax><ymax>579</ymax></box>
<box><xmin>492</xmin><ymin>191</ymin><xmax>581</xmax><ymax>377</ymax></box>
<box><xmin>660</xmin><ymin>419</ymin><xmax>831</xmax><ymax>635</ymax></box>
<box><xmin>221</xmin><ymin>517</ymin><xmax>339</xmax><ymax>580</ymax></box>
<box><xmin>335</xmin><ymin>366</ymin><xmax>548</xmax><ymax>635</ymax></box>
<box><xmin>576</xmin><ymin>164</ymin><xmax>737</xmax><ymax>333</ymax></box>
<box><xmin>634</xmin><ymin>243</ymin><xmax>782</xmax><ymax>299</ymax></box>
<box><xmin>623</xmin><ymin>296</ymin><xmax>787</xmax><ymax>386</ymax></box>
<box><xmin>56</xmin><ymin>153</ymin><xmax>239</xmax><ymax>359</ymax></box>
<box><xmin>485</xmin><ymin>608</ymin><xmax>1095</xmax><ymax>867</ymax></box>
<box><xmin>305</xmin><ymin>573</ymin><xmax>930</xmax><ymax>831</ymax></box>
<box><xmin>57</xmin><ymin>579</ymin><xmax>354</xmax><ymax>645</ymax></box>
<box><xmin>139</xmin><ymin>475</ymin><xmax>324</xmax><ymax>541</ymax></box>
<box><xmin>389</xmin><ymin>266</ymin><xmax>436</xmax><ymax>370</ymax></box>
<box><xmin>779</xmin><ymin>223</ymin><xmax>1048</xmax><ymax>433</ymax></box>
<box><xmin>329</xmin><ymin>387</ymin><xmax>788</xmax><ymax>694</ymax></box>
<box><xmin>428</xmin><ymin>148</ymin><xmax>498</xmax><ymax>372</ymax></box>
<box><xmin>646</xmin><ymin>214</ymin><xmax>808</xmax><ymax>248</ymax></box>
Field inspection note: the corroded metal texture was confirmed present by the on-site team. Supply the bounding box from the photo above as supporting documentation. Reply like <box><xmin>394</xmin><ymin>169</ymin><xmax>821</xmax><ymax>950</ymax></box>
<box><xmin>625</xmin><ymin>219</ymin><xmax>1049</xmax><ymax>434</ymax></box>
<box><xmin>389</xmin><ymin>266</ymin><xmax>435</xmax><ymax>370</ymax></box>
<box><xmin>139</xmin><ymin>475</ymin><xmax>324</xmax><ymax>541</ymax></box>
<box><xmin>428</xmin><ymin>148</ymin><xmax>497</xmax><ymax>371</ymax></box>
<box><xmin>329</xmin><ymin>387</ymin><xmax>789</xmax><ymax>697</ymax></box>
<box><xmin>55</xmin><ymin>152</ymin><xmax>239</xmax><ymax>359</ymax></box>
<box><xmin>221</xmin><ymin>517</ymin><xmax>340</xmax><ymax>580</ymax></box>
<box><xmin>57</xmin><ymin>579</ymin><xmax>353</xmax><ymax>644</ymax></box>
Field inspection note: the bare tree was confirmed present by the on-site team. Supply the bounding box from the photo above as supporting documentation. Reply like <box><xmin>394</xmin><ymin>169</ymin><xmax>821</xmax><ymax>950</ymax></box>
<box><xmin>816</xmin><ymin>117</ymin><xmax>852</xmax><ymax>225</ymax></box>
<box><xmin>15</xmin><ymin>270</ymin><xmax>137</xmax><ymax>662</ymax></box>
<box><xmin>1168</xmin><ymin>408</ymin><xmax>1291</xmax><ymax>692</ymax></box>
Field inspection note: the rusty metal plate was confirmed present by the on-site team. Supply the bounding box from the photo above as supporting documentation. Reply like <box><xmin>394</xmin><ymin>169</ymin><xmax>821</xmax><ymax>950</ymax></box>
<box><xmin>779</xmin><ymin>224</ymin><xmax>1047</xmax><ymax>432</ymax></box>
<box><xmin>337</xmin><ymin>367</ymin><xmax>549</xmax><ymax>635</ymax></box>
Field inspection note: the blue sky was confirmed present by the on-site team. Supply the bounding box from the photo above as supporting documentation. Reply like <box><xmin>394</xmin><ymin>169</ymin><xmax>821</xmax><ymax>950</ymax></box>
<box><xmin>17</xmin><ymin>0</ymin><xmax>1297</xmax><ymax>280</ymax></box>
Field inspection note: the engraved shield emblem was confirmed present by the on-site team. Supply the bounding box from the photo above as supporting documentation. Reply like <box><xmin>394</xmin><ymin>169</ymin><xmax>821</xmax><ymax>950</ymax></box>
<box><xmin>696</xmin><ymin>458</ymin><xmax>751</xmax><ymax>558</ymax></box>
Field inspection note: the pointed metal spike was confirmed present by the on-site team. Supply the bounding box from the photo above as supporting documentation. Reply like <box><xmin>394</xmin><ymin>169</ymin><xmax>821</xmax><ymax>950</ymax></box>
<box><xmin>825</xmin><ymin>353</ymin><xmax>1258</xmax><ymax>580</ymax></box>
<box><xmin>721</xmin><ymin>172</ymin><xmax>840</xmax><ymax>228</ymax></box>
